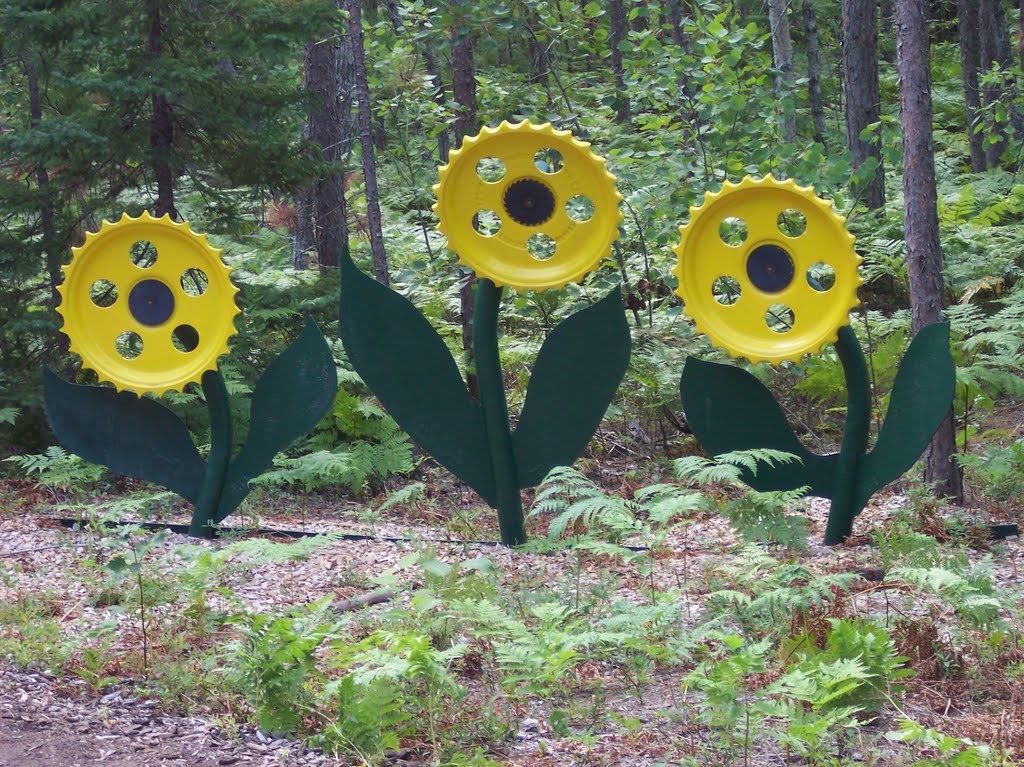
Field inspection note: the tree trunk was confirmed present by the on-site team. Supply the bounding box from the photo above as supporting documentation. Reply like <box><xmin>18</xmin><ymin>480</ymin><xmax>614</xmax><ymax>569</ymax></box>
<box><xmin>608</xmin><ymin>0</ymin><xmax>631</xmax><ymax>124</ymax></box>
<box><xmin>303</xmin><ymin>28</ymin><xmax>351</xmax><ymax>274</ymax></box>
<box><xmin>1020</xmin><ymin>0</ymin><xmax>1024</xmax><ymax>71</ymax></box>
<box><xmin>147</xmin><ymin>0</ymin><xmax>176</xmax><ymax>218</ymax></box>
<box><xmin>26</xmin><ymin>55</ymin><xmax>61</xmax><ymax>311</ymax></box>
<box><xmin>803</xmin><ymin>0</ymin><xmax>828</xmax><ymax>148</ymax></box>
<box><xmin>895</xmin><ymin>0</ymin><xmax>964</xmax><ymax>504</ymax></box>
<box><xmin>768</xmin><ymin>0</ymin><xmax>797</xmax><ymax>146</ymax></box>
<box><xmin>451</xmin><ymin>0</ymin><xmax>478</xmax><ymax>398</ymax></box>
<box><xmin>879</xmin><ymin>0</ymin><xmax>896</xmax><ymax>62</ymax></box>
<box><xmin>842</xmin><ymin>0</ymin><xmax>885</xmax><ymax>209</ymax></box>
<box><xmin>420</xmin><ymin>42</ymin><xmax>450</xmax><ymax>163</ymax></box>
<box><xmin>979</xmin><ymin>0</ymin><xmax>1010</xmax><ymax>166</ymax></box>
<box><xmin>347</xmin><ymin>0</ymin><xmax>389</xmax><ymax>285</ymax></box>
<box><xmin>292</xmin><ymin>189</ymin><xmax>315</xmax><ymax>270</ymax></box>
<box><xmin>958</xmin><ymin>0</ymin><xmax>987</xmax><ymax>172</ymax></box>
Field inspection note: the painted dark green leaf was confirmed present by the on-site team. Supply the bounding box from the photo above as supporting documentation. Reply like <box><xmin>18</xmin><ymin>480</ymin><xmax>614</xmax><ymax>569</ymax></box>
<box><xmin>215</xmin><ymin>318</ymin><xmax>338</xmax><ymax>521</ymax></box>
<box><xmin>43</xmin><ymin>369</ymin><xmax>204</xmax><ymax>502</ymax></box>
<box><xmin>513</xmin><ymin>287</ymin><xmax>631</xmax><ymax>488</ymax></box>
<box><xmin>859</xmin><ymin>322</ymin><xmax>954</xmax><ymax>496</ymax></box>
<box><xmin>338</xmin><ymin>249</ymin><xmax>496</xmax><ymax>505</ymax></box>
<box><xmin>679</xmin><ymin>357</ymin><xmax>835</xmax><ymax>497</ymax></box>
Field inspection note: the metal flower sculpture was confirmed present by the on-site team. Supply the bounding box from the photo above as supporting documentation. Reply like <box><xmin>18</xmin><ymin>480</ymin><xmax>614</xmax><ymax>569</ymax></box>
<box><xmin>675</xmin><ymin>177</ymin><xmax>955</xmax><ymax>544</ymax></box>
<box><xmin>339</xmin><ymin>121</ymin><xmax>631</xmax><ymax>545</ymax></box>
<box><xmin>45</xmin><ymin>213</ymin><xmax>337</xmax><ymax>537</ymax></box>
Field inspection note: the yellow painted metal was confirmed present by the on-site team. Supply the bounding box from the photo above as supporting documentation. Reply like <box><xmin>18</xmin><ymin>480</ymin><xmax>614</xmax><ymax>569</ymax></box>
<box><xmin>57</xmin><ymin>212</ymin><xmax>240</xmax><ymax>396</ymax></box>
<box><xmin>672</xmin><ymin>175</ymin><xmax>862</xmax><ymax>365</ymax></box>
<box><xmin>432</xmin><ymin>120</ymin><xmax>623</xmax><ymax>291</ymax></box>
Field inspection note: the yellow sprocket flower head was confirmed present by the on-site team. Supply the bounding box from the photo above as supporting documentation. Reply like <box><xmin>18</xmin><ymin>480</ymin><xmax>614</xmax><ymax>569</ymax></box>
<box><xmin>672</xmin><ymin>175</ymin><xmax>862</xmax><ymax>365</ymax></box>
<box><xmin>57</xmin><ymin>212</ymin><xmax>240</xmax><ymax>396</ymax></box>
<box><xmin>432</xmin><ymin>120</ymin><xmax>623</xmax><ymax>291</ymax></box>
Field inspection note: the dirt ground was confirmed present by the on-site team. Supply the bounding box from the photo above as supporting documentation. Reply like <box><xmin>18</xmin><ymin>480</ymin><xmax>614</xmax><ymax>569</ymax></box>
<box><xmin>1</xmin><ymin>478</ymin><xmax>1022</xmax><ymax>766</ymax></box>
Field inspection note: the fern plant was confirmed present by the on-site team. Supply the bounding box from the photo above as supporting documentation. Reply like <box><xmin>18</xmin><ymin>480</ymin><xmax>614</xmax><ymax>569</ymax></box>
<box><xmin>5</xmin><ymin>446</ymin><xmax>106</xmax><ymax>493</ymax></box>
<box><xmin>706</xmin><ymin>546</ymin><xmax>857</xmax><ymax>639</ymax></box>
<box><xmin>225</xmin><ymin>598</ymin><xmax>338</xmax><ymax>735</ymax></box>
<box><xmin>675</xmin><ymin>450</ymin><xmax>808</xmax><ymax>549</ymax></box>
<box><xmin>789</xmin><ymin>618</ymin><xmax>913</xmax><ymax>716</ymax></box>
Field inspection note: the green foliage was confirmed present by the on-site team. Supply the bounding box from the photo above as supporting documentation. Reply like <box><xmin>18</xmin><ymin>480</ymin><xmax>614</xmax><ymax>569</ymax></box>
<box><xmin>887</xmin><ymin>719</ymin><xmax>993</xmax><ymax>767</ymax></box>
<box><xmin>674</xmin><ymin>449</ymin><xmax>808</xmax><ymax>549</ymax></box>
<box><xmin>789</xmin><ymin>618</ymin><xmax>913</xmax><ymax>715</ymax></box>
<box><xmin>316</xmin><ymin>674</ymin><xmax>407</xmax><ymax>760</ymax></box>
<box><xmin>706</xmin><ymin>546</ymin><xmax>857</xmax><ymax>639</ymax></box>
<box><xmin>674</xmin><ymin>448</ymin><xmax>801</xmax><ymax>486</ymax></box>
<box><xmin>4</xmin><ymin>446</ymin><xmax>106</xmax><ymax>493</ymax></box>
<box><xmin>889</xmin><ymin>557</ymin><xmax>1004</xmax><ymax>629</ymax></box>
<box><xmin>226</xmin><ymin>599</ymin><xmax>337</xmax><ymax>735</ymax></box>
<box><xmin>721</xmin><ymin>488</ymin><xmax>810</xmax><ymax>551</ymax></box>
<box><xmin>0</xmin><ymin>595</ymin><xmax>76</xmax><ymax>672</ymax></box>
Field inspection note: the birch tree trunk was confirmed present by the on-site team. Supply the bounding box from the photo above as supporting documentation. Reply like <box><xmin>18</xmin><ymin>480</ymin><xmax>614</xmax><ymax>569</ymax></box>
<box><xmin>768</xmin><ymin>0</ymin><xmax>797</xmax><ymax>146</ymax></box>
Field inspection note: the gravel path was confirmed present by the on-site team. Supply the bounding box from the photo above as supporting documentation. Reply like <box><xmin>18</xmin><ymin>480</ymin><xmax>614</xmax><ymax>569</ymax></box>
<box><xmin>0</xmin><ymin>667</ymin><xmax>339</xmax><ymax>767</ymax></box>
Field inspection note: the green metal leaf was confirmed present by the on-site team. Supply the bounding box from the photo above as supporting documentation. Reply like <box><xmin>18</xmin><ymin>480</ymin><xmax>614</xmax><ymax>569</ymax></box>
<box><xmin>859</xmin><ymin>321</ymin><xmax>954</xmax><ymax>497</ymax></box>
<box><xmin>338</xmin><ymin>249</ymin><xmax>496</xmax><ymax>505</ymax></box>
<box><xmin>215</xmin><ymin>318</ymin><xmax>338</xmax><ymax>521</ymax></box>
<box><xmin>513</xmin><ymin>287</ymin><xmax>631</xmax><ymax>488</ymax></box>
<box><xmin>43</xmin><ymin>368</ymin><xmax>204</xmax><ymax>502</ymax></box>
<box><xmin>679</xmin><ymin>357</ymin><xmax>835</xmax><ymax>497</ymax></box>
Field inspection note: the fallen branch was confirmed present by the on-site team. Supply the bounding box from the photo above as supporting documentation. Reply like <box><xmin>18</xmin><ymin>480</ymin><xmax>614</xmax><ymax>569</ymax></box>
<box><xmin>331</xmin><ymin>590</ymin><xmax>397</xmax><ymax>614</ymax></box>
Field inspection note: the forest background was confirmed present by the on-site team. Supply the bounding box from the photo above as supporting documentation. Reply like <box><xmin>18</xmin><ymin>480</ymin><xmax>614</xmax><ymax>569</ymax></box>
<box><xmin>3</xmin><ymin>0</ymin><xmax>1024</xmax><ymax>507</ymax></box>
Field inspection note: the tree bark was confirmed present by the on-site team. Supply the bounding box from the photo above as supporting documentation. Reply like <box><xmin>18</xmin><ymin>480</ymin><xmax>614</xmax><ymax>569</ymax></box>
<box><xmin>980</xmin><ymin>0</ymin><xmax>1022</xmax><ymax>164</ymax></box>
<box><xmin>1020</xmin><ymin>0</ymin><xmax>1024</xmax><ymax>72</ymax></box>
<box><xmin>958</xmin><ymin>0</ymin><xmax>986</xmax><ymax>172</ymax></box>
<box><xmin>303</xmin><ymin>27</ymin><xmax>351</xmax><ymax>274</ymax></box>
<box><xmin>895</xmin><ymin>0</ymin><xmax>964</xmax><ymax>504</ymax></box>
<box><xmin>419</xmin><ymin>42</ymin><xmax>450</xmax><ymax>163</ymax></box>
<box><xmin>147</xmin><ymin>0</ymin><xmax>176</xmax><ymax>218</ymax></box>
<box><xmin>608</xmin><ymin>0</ymin><xmax>631</xmax><ymax>124</ymax></box>
<box><xmin>842</xmin><ymin>0</ymin><xmax>885</xmax><ymax>209</ymax></box>
<box><xmin>451</xmin><ymin>0</ymin><xmax>478</xmax><ymax>398</ymax></box>
<box><xmin>879</xmin><ymin>0</ymin><xmax>896</xmax><ymax>62</ymax></box>
<box><xmin>768</xmin><ymin>0</ymin><xmax>797</xmax><ymax>146</ymax></box>
<box><xmin>292</xmin><ymin>189</ymin><xmax>315</xmax><ymax>270</ymax></box>
<box><xmin>347</xmin><ymin>0</ymin><xmax>389</xmax><ymax>285</ymax></box>
<box><xmin>802</xmin><ymin>0</ymin><xmax>828</xmax><ymax>148</ymax></box>
<box><xmin>25</xmin><ymin>55</ymin><xmax>61</xmax><ymax>311</ymax></box>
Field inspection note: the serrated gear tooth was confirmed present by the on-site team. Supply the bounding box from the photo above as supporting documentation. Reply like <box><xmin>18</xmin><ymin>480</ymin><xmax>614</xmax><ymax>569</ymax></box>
<box><xmin>56</xmin><ymin>213</ymin><xmax>238</xmax><ymax>397</ymax></box>
<box><xmin>672</xmin><ymin>175</ymin><xmax>860</xmax><ymax>366</ymax></box>
<box><xmin>433</xmin><ymin>120</ymin><xmax>621</xmax><ymax>291</ymax></box>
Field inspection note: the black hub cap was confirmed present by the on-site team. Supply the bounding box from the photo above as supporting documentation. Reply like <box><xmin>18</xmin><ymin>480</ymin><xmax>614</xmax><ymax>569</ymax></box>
<box><xmin>503</xmin><ymin>178</ymin><xmax>556</xmax><ymax>226</ymax></box>
<box><xmin>746</xmin><ymin>244</ymin><xmax>795</xmax><ymax>293</ymax></box>
<box><xmin>128</xmin><ymin>279</ymin><xmax>175</xmax><ymax>326</ymax></box>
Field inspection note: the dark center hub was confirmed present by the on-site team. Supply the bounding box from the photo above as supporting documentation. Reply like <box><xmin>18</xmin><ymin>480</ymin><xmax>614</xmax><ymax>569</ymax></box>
<box><xmin>128</xmin><ymin>279</ymin><xmax>175</xmax><ymax>326</ymax></box>
<box><xmin>745</xmin><ymin>244</ymin><xmax>795</xmax><ymax>293</ymax></box>
<box><xmin>503</xmin><ymin>178</ymin><xmax>556</xmax><ymax>226</ymax></box>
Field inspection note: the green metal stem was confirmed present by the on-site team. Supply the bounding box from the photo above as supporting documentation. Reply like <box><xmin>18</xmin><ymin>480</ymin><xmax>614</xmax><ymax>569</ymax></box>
<box><xmin>189</xmin><ymin>370</ymin><xmax>233</xmax><ymax>538</ymax></box>
<box><xmin>473</xmin><ymin>279</ymin><xmax>526</xmax><ymax>546</ymax></box>
<box><xmin>824</xmin><ymin>325</ymin><xmax>872</xmax><ymax>545</ymax></box>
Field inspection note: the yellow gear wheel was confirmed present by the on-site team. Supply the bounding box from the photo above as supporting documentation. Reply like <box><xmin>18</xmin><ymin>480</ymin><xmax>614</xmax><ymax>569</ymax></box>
<box><xmin>57</xmin><ymin>212</ymin><xmax>240</xmax><ymax>396</ymax></box>
<box><xmin>672</xmin><ymin>175</ymin><xmax>862</xmax><ymax>365</ymax></box>
<box><xmin>432</xmin><ymin>120</ymin><xmax>623</xmax><ymax>291</ymax></box>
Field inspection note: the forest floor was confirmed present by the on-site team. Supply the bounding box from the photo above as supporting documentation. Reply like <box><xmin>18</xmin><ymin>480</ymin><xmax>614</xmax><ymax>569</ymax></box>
<box><xmin>0</xmin><ymin>468</ymin><xmax>1022</xmax><ymax>766</ymax></box>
